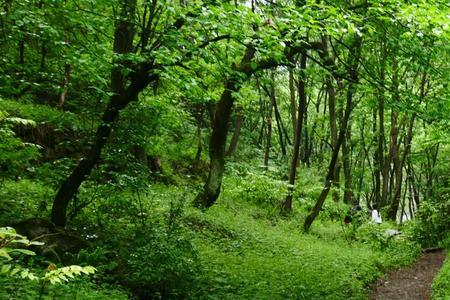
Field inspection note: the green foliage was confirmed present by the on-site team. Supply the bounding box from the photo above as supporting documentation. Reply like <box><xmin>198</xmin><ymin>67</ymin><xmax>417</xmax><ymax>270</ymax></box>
<box><xmin>0</xmin><ymin>180</ymin><xmax>54</xmax><ymax>224</ymax></box>
<box><xmin>0</xmin><ymin>226</ymin><xmax>112</xmax><ymax>299</ymax></box>
<box><xmin>0</xmin><ymin>276</ymin><xmax>129</xmax><ymax>300</ymax></box>
<box><xmin>408</xmin><ymin>200</ymin><xmax>450</xmax><ymax>247</ymax></box>
<box><xmin>0</xmin><ymin>227</ymin><xmax>42</xmax><ymax>280</ymax></box>
<box><xmin>0</xmin><ymin>0</ymin><xmax>449</xmax><ymax>298</ymax></box>
<box><xmin>225</xmin><ymin>171</ymin><xmax>288</xmax><ymax>208</ymax></box>
<box><xmin>1</xmin><ymin>99</ymin><xmax>81</xmax><ymax>130</ymax></box>
<box><xmin>183</xmin><ymin>198</ymin><xmax>420</xmax><ymax>299</ymax></box>
<box><xmin>355</xmin><ymin>223</ymin><xmax>421</xmax><ymax>262</ymax></box>
<box><xmin>432</xmin><ymin>254</ymin><xmax>450</xmax><ymax>300</ymax></box>
<box><xmin>43</xmin><ymin>265</ymin><xmax>96</xmax><ymax>285</ymax></box>
<box><xmin>0</xmin><ymin>108</ymin><xmax>41</xmax><ymax>180</ymax></box>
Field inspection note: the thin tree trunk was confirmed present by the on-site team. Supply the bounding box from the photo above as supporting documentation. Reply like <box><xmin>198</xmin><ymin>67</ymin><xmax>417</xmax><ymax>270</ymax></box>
<box><xmin>303</xmin><ymin>73</ymin><xmax>356</xmax><ymax>231</ymax></box>
<box><xmin>273</xmin><ymin>97</ymin><xmax>287</xmax><ymax>156</ymax></box>
<box><xmin>51</xmin><ymin>0</ymin><xmax>146</xmax><ymax>226</ymax></box>
<box><xmin>263</xmin><ymin>77</ymin><xmax>275</xmax><ymax>169</ymax></box>
<box><xmin>377</xmin><ymin>41</ymin><xmax>388</xmax><ymax>208</ymax></box>
<box><xmin>226</xmin><ymin>113</ymin><xmax>243</xmax><ymax>156</ymax></box>
<box><xmin>59</xmin><ymin>62</ymin><xmax>71</xmax><ymax>108</ymax></box>
<box><xmin>408</xmin><ymin>159</ymin><xmax>420</xmax><ymax>208</ymax></box>
<box><xmin>301</xmin><ymin>96</ymin><xmax>310</xmax><ymax>166</ymax></box>
<box><xmin>342</xmin><ymin>123</ymin><xmax>352</xmax><ymax>204</ymax></box>
<box><xmin>388</xmin><ymin>69</ymin><xmax>428</xmax><ymax>220</ymax></box>
<box><xmin>262</xmin><ymin>77</ymin><xmax>288</xmax><ymax>156</ymax></box>
<box><xmin>319</xmin><ymin>35</ymin><xmax>340</xmax><ymax>202</ymax></box>
<box><xmin>282</xmin><ymin>51</ymin><xmax>307</xmax><ymax>214</ymax></box>
<box><xmin>288</xmin><ymin>67</ymin><xmax>297</xmax><ymax>134</ymax></box>
<box><xmin>303</xmin><ymin>37</ymin><xmax>360</xmax><ymax>231</ymax></box>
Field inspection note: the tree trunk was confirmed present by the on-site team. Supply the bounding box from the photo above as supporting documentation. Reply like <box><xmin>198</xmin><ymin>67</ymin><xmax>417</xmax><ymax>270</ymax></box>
<box><xmin>262</xmin><ymin>75</ymin><xmax>288</xmax><ymax>157</ymax></box>
<box><xmin>58</xmin><ymin>1</ymin><xmax>71</xmax><ymax>108</ymax></box>
<box><xmin>51</xmin><ymin>0</ymin><xmax>144</xmax><ymax>226</ymax></box>
<box><xmin>386</xmin><ymin>55</ymin><xmax>402</xmax><ymax>219</ymax></box>
<box><xmin>288</xmin><ymin>67</ymin><xmax>297</xmax><ymax>134</ymax></box>
<box><xmin>263</xmin><ymin>75</ymin><xmax>275</xmax><ymax>169</ymax></box>
<box><xmin>273</xmin><ymin>88</ymin><xmax>289</xmax><ymax>154</ymax></box>
<box><xmin>342</xmin><ymin>123</ymin><xmax>352</xmax><ymax>204</ymax></box>
<box><xmin>58</xmin><ymin>62</ymin><xmax>71</xmax><ymax>108</ymax></box>
<box><xmin>301</xmin><ymin>96</ymin><xmax>310</xmax><ymax>166</ymax></box>
<box><xmin>303</xmin><ymin>37</ymin><xmax>360</xmax><ymax>231</ymax></box>
<box><xmin>282</xmin><ymin>51</ymin><xmax>307</xmax><ymax>214</ymax></box>
<box><xmin>226</xmin><ymin>113</ymin><xmax>243</xmax><ymax>156</ymax></box>
<box><xmin>377</xmin><ymin>41</ymin><xmax>388</xmax><ymax>208</ymax></box>
<box><xmin>319</xmin><ymin>35</ymin><xmax>340</xmax><ymax>202</ymax></box>
<box><xmin>193</xmin><ymin>47</ymin><xmax>256</xmax><ymax>208</ymax></box>
<box><xmin>303</xmin><ymin>75</ymin><xmax>355</xmax><ymax>231</ymax></box>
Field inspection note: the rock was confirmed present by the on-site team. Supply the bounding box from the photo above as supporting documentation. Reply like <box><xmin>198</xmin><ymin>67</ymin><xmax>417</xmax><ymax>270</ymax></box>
<box><xmin>384</xmin><ymin>229</ymin><xmax>401</xmax><ymax>237</ymax></box>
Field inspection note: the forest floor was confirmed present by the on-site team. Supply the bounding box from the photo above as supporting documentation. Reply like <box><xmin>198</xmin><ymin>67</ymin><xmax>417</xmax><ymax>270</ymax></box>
<box><xmin>370</xmin><ymin>250</ymin><xmax>446</xmax><ymax>300</ymax></box>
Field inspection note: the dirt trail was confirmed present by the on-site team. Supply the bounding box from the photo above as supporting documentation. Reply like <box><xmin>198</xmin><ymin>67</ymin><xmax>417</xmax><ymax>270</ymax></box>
<box><xmin>370</xmin><ymin>250</ymin><xmax>446</xmax><ymax>300</ymax></box>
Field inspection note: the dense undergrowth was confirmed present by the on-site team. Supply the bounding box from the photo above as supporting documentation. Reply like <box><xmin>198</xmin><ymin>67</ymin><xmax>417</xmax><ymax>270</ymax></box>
<box><xmin>1</xmin><ymin>99</ymin><xmax>447</xmax><ymax>299</ymax></box>
<box><xmin>1</xmin><ymin>174</ymin><xmax>423</xmax><ymax>300</ymax></box>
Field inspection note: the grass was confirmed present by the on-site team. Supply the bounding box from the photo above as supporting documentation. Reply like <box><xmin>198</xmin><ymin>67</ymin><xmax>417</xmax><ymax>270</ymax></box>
<box><xmin>181</xmin><ymin>193</ymin><xmax>420</xmax><ymax>299</ymax></box>
<box><xmin>432</xmin><ymin>251</ymin><xmax>450</xmax><ymax>300</ymax></box>
<box><xmin>0</xmin><ymin>177</ymin><xmax>422</xmax><ymax>299</ymax></box>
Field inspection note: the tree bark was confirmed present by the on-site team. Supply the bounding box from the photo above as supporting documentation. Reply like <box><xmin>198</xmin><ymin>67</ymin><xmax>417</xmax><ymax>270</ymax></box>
<box><xmin>226</xmin><ymin>113</ymin><xmax>243</xmax><ymax>156</ymax></box>
<box><xmin>342</xmin><ymin>123</ymin><xmax>352</xmax><ymax>204</ymax></box>
<box><xmin>51</xmin><ymin>0</ymin><xmax>145</xmax><ymax>226</ymax></box>
<box><xmin>282</xmin><ymin>51</ymin><xmax>307</xmax><ymax>214</ymax></box>
<box><xmin>303</xmin><ymin>37</ymin><xmax>360</xmax><ymax>231</ymax></box>
<box><xmin>288</xmin><ymin>67</ymin><xmax>297</xmax><ymax>134</ymax></box>
<box><xmin>376</xmin><ymin>40</ymin><xmax>388</xmax><ymax>208</ymax></box>
<box><xmin>272</xmin><ymin>87</ymin><xmax>288</xmax><ymax>155</ymax></box>
<box><xmin>263</xmin><ymin>75</ymin><xmax>275</xmax><ymax>169</ymax></box>
<box><xmin>303</xmin><ymin>75</ymin><xmax>355</xmax><ymax>231</ymax></box>
<box><xmin>386</xmin><ymin>55</ymin><xmax>402</xmax><ymax>219</ymax></box>
<box><xmin>193</xmin><ymin>46</ymin><xmax>256</xmax><ymax>208</ymax></box>
<box><xmin>319</xmin><ymin>36</ymin><xmax>340</xmax><ymax>202</ymax></box>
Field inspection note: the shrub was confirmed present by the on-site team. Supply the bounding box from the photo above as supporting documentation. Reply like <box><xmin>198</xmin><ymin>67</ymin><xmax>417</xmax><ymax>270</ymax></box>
<box><xmin>0</xmin><ymin>227</ymin><xmax>111</xmax><ymax>300</ymax></box>
<box><xmin>408</xmin><ymin>200</ymin><xmax>450</xmax><ymax>247</ymax></box>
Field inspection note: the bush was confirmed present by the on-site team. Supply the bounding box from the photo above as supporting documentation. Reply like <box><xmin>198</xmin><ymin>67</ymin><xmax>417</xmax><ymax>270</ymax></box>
<box><xmin>226</xmin><ymin>173</ymin><xmax>288</xmax><ymax>208</ymax></box>
<box><xmin>408</xmin><ymin>200</ymin><xmax>450</xmax><ymax>247</ymax></box>
<box><xmin>0</xmin><ymin>180</ymin><xmax>54</xmax><ymax>225</ymax></box>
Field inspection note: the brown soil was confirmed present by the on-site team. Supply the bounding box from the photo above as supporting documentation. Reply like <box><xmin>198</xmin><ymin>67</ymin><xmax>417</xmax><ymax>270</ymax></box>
<box><xmin>370</xmin><ymin>250</ymin><xmax>446</xmax><ymax>300</ymax></box>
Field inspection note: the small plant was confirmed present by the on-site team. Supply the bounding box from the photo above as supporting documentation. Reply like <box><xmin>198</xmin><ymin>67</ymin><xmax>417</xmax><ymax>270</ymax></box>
<box><xmin>0</xmin><ymin>227</ymin><xmax>96</xmax><ymax>298</ymax></box>
<box><xmin>0</xmin><ymin>226</ymin><xmax>43</xmax><ymax>280</ymax></box>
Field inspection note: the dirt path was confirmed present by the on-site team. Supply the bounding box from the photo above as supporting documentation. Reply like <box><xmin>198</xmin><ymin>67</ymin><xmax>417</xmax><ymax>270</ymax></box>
<box><xmin>370</xmin><ymin>250</ymin><xmax>446</xmax><ymax>300</ymax></box>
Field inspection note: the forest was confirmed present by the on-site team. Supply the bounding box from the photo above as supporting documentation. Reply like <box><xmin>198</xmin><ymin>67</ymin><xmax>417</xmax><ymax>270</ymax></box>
<box><xmin>0</xmin><ymin>0</ymin><xmax>449</xmax><ymax>299</ymax></box>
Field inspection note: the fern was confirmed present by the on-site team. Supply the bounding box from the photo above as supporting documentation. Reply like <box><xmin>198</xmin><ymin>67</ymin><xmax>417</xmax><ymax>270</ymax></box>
<box><xmin>43</xmin><ymin>265</ymin><xmax>97</xmax><ymax>285</ymax></box>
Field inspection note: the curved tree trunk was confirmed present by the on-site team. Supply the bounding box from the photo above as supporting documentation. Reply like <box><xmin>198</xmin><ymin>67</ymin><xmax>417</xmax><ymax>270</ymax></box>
<box><xmin>193</xmin><ymin>47</ymin><xmax>256</xmax><ymax>208</ymax></box>
<box><xmin>51</xmin><ymin>0</ymin><xmax>144</xmax><ymax>226</ymax></box>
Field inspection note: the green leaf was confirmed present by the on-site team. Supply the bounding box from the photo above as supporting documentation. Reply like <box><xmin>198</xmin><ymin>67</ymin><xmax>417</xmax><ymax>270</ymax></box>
<box><xmin>10</xmin><ymin>249</ymin><xmax>36</xmax><ymax>256</ymax></box>
<box><xmin>0</xmin><ymin>248</ymin><xmax>12</xmax><ymax>261</ymax></box>
<box><xmin>1</xmin><ymin>264</ymin><xmax>12</xmax><ymax>274</ymax></box>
